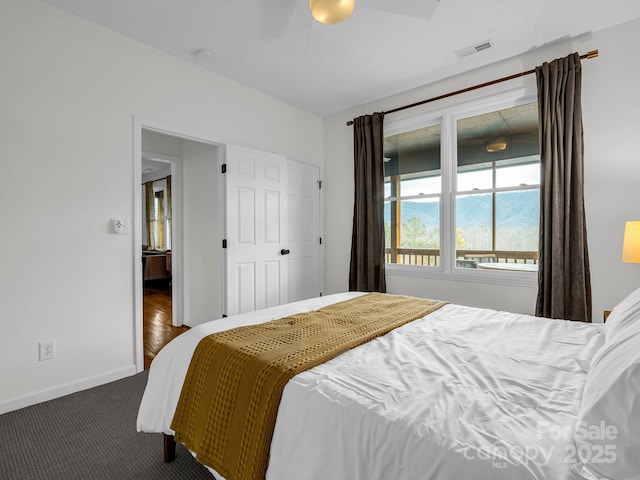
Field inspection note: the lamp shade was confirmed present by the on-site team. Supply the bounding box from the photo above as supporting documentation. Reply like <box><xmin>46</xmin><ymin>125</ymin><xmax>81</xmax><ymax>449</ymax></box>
<box><xmin>622</xmin><ymin>221</ymin><xmax>640</xmax><ymax>264</ymax></box>
<box><xmin>309</xmin><ymin>0</ymin><xmax>355</xmax><ymax>24</ymax></box>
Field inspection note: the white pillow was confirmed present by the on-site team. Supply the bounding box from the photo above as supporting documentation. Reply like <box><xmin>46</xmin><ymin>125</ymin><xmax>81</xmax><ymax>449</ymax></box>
<box><xmin>573</xmin><ymin>287</ymin><xmax>640</xmax><ymax>480</ymax></box>
<box><xmin>604</xmin><ymin>286</ymin><xmax>640</xmax><ymax>343</ymax></box>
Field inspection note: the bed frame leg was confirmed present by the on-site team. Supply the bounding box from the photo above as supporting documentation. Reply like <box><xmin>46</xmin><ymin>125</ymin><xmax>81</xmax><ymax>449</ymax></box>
<box><xmin>163</xmin><ymin>433</ymin><xmax>176</xmax><ymax>463</ymax></box>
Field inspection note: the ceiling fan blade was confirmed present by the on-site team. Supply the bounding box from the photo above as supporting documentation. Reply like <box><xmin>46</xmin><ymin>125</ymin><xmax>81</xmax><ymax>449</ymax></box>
<box><xmin>362</xmin><ymin>0</ymin><xmax>440</xmax><ymax>20</ymax></box>
<box><xmin>260</xmin><ymin>0</ymin><xmax>298</xmax><ymax>39</ymax></box>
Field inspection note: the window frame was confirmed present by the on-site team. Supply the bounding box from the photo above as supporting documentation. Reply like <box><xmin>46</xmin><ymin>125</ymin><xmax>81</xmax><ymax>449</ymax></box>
<box><xmin>383</xmin><ymin>89</ymin><xmax>539</xmax><ymax>287</ymax></box>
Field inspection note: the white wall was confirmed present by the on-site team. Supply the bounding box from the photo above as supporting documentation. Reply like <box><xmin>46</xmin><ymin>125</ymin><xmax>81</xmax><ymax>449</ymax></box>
<box><xmin>0</xmin><ymin>0</ymin><xmax>323</xmax><ymax>412</ymax></box>
<box><xmin>324</xmin><ymin>18</ymin><xmax>640</xmax><ymax>318</ymax></box>
<box><xmin>142</xmin><ymin>130</ymin><xmax>184</xmax><ymax>160</ymax></box>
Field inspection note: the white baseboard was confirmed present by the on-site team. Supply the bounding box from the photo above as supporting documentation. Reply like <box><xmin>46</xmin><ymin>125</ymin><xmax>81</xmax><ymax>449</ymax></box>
<box><xmin>0</xmin><ymin>365</ymin><xmax>138</xmax><ymax>415</ymax></box>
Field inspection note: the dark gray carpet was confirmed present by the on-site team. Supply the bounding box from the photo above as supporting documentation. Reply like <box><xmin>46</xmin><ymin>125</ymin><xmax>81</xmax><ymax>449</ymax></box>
<box><xmin>0</xmin><ymin>371</ymin><xmax>214</xmax><ymax>479</ymax></box>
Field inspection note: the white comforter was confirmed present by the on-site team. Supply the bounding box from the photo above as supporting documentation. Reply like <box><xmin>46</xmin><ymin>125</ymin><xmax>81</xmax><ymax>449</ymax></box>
<box><xmin>137</xmin><ymin>292</ymin><xmax>605</xmax><ymax>480</ymax></box>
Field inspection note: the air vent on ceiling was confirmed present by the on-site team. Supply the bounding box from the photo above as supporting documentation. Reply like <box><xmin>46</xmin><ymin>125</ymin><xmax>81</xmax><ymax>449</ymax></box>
<box><xmin>455</xmin><ymin>40</ymin><xmax>494</xmax><ymax>59</ymax></box>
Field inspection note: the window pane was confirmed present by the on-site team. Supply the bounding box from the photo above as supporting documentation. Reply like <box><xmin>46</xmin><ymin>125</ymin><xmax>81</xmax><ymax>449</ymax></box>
<box><xmin>400</xmin><ymin>174</ymin><xmax>440</xmax><ymax>196</ymax></box>
<box><xmin>400</xmin><ymin>199</ymin><xmax>440</xmax><ymax>249</ymax></box>
<box><xmin>454</xmin><ymin>102</ymin><xmax>540</xmax><ymax>269</ymax></box>
<box><xmin>384</xmin><ymin>123</ymin><xmax>441</xmax><ymax>266</ymax></box>
<box><xmin>384</xmin><ymin>200</ymin><xmax>440</xmax><ymax>248</ymax></box>
<box><xmin>457</xmin><ymin>166</ymin><xmax>492</xmax><ymax>191</ymax></box>
<box><xmin>153</xmin><ymin>191</ymin><xmax>164</xmax><ymax>221</ymax></box>
<box><xmin>384</xmin><ymin>181</ymin><xmax>391</xmax><ymax>199</ymax></box>
<box><xmin>495</xmin><ymin>160</ymin><xmax>540</xmax><ymax>188</ymax></box>
<box><xmin>384</xmin><ymin>124</ymin><xmax>441</xmax><ymax>180</ymax></box>
<box><xmin>457</xmin><ymin>103</ymin><xmax>539</xmax><ymax>181</ymax></box>
<box><xmin>456</xmin><ymin>193</ymin><xmax>492</xmax><ymax>251</ymax></box>
<box><xmin>495</xmin><ymin>190</ymin><xmax>540</xmax><ymax>251</ymax></box>
<box><xmin>384</xmin><ymin>201</ymin><xmax>391</xmax><ymax>248</ymax></box>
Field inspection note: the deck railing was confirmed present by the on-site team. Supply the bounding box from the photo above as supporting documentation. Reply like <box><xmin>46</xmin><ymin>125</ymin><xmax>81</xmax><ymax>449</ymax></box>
<box><xmin>385</xmin><ymin>248</ymin><xmax>538</xmax><ymax>267</ymax></box>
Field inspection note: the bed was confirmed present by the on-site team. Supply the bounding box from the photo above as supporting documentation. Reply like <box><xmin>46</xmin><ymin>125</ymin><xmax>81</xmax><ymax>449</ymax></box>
<box><xmin>137</xmin><ymin>290</ymin><xmax>640</xmax><ymax>480</ymax></box>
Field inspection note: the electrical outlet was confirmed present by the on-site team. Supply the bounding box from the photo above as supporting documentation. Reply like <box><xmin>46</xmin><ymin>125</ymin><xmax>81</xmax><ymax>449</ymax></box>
<box><xmin>39</xmin><ymin>340</ymin><xmax>55</xmax><ymax>361</ymax></box>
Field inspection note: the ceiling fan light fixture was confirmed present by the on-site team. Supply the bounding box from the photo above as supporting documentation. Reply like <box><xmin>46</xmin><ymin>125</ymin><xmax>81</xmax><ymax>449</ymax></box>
<box><xmin>485</xmin><ymin>137</ymin><xmax>507</xmax><ymax>153</ymax></box>
<box><xmin>309</xmin><ymin>0</ymin><xmax>355</xmax><ymax>25</ymax></box>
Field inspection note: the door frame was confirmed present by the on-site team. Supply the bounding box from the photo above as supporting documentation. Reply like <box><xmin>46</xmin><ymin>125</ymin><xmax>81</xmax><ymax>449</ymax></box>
<box><xmin>133</xmin><ymin>117</ymin><xmax>222</xmax><ymax>372</ymax></box>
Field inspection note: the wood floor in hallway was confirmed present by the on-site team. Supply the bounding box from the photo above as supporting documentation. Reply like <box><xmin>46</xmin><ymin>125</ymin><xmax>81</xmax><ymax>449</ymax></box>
<box><xmin>143</xmin><ymin>283</ymin><xmax>189</xmax><ymax>369</ymax></box>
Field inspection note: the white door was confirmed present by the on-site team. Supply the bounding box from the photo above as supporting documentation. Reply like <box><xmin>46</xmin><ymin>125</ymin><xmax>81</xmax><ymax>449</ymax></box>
<box><xmin>224</xmin><ymin>144</ymin><xmax>288</xmax><ymax>316</ymax></box>
<box><xmin>287</xmin><ymin>160</ymin><xmax>322</xmax><ymax>301</ymax></box>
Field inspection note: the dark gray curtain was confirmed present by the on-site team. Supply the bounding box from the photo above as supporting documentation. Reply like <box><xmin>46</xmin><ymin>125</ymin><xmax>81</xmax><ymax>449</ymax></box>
<box><xmin>535</xmin><ymin>52</ymin><xmax>592</xmax><ymax>322</ymax></box>
<box><xmin>349</xmin><ymin>112</ymin><xmax>386</xmax><ymax>292</ymax></box>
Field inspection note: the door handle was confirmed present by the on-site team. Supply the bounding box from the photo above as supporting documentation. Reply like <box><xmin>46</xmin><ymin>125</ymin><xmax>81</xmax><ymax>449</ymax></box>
<box><xmin>280</xmin><ymin>249</ymin><xmax>290</xmax><ymax>255</ymax></box>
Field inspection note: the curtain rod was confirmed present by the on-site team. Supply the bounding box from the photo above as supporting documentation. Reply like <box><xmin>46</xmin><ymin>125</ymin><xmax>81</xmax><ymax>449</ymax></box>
<box><xmin>346</xmin><ymin>49</ymin><xmax>598</xmax><ymax>126</ymax></box>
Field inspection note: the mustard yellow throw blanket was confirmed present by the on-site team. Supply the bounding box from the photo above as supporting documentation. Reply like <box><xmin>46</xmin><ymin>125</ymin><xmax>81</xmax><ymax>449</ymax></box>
<box><xmin>171</xmin><ymin>293</ymin><xmax>447</xmax><ymax>480</ymax></box>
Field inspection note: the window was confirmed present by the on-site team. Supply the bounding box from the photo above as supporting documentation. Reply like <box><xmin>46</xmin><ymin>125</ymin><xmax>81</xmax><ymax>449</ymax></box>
<box><xmin>150</xmin><ymin>189</ymin><xmax>166</xmax><ymax>250</ymax></box>
<box><xmin>384</xmin><ymin>95</ymin><xmax>540</xmax><ymax>277</ymax></box>
<box><xmin>384</xmin><ymin>123</ymin><xmax>441</xmax><ymax>266</ymax></box>
<box><xmin>146</xmin><ymin>179</ymin><xmax>172</xmax><ymax>251</ymax></box>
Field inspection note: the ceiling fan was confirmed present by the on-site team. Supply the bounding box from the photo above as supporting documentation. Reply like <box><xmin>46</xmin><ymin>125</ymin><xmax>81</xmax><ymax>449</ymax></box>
<box><xmin>258</xmin><ymin>0</ymin><xmax>440</xmax><ymax>43</ymax></box>
<box><xmin>309</xmin><ymin>0</ymin><xmax>440</xmax><ymax>24</ymax></box>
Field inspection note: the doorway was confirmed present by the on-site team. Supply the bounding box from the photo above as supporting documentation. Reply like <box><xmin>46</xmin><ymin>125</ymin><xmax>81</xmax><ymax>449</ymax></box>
<box><xmin>141</xmin><ymin>154</ymin><xmax>179</xmax><ymax>368</ymax></box>
<box><xmin>134</xmin><ymin>119</ymin><xmax>223</xmax><ymax>372</ymax></box>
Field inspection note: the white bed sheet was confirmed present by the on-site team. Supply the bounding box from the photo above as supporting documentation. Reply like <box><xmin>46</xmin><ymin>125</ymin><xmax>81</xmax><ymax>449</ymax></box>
<box><xmin>137</xmin><ymin>293</ymin><xmax>605</xmax><ymax>480</ymax></box>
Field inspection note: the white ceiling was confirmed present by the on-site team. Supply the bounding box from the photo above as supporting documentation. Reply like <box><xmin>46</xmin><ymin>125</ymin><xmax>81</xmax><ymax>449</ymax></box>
<box><xmin>44</xmin><ymin>0</ymin><xmax>640</xmax><ymax>117</ymax></box>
